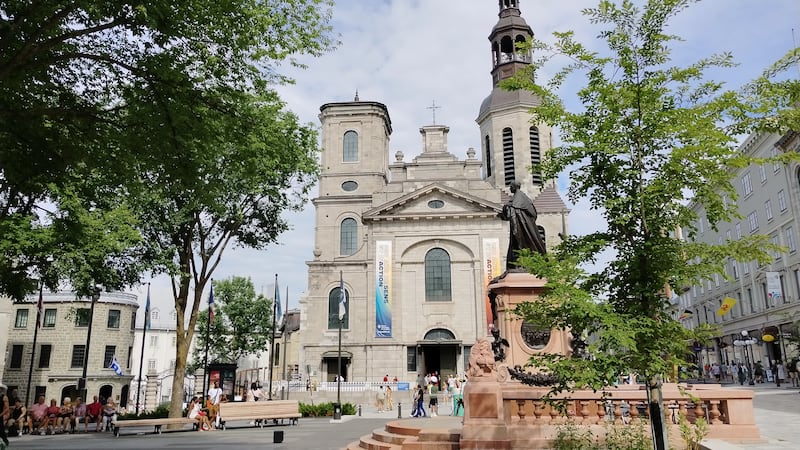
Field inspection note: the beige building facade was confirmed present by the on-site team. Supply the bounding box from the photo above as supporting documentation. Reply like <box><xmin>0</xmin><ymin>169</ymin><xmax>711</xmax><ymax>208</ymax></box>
<box><xmin>299</xmin><ymin>1</ymin><xmax>569</xmax><ymax>384</ymax></box>
<box><xmin>2</xmin><ymin>291</ymin><xmax>136</xmax><ymax>407</ymax></box>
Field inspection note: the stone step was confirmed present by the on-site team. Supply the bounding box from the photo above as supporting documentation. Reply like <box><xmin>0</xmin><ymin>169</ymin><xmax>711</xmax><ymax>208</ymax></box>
<box><xmin>400</xmin><ymin>437</ymin><xmax>460</xmax><ymax>450</ymax></box>
<box><xmin>417</xmin><ymin>428</ymin><xmax>460</xmax><ymax>442</ymax></box>
<box><xmin>372</xmin><ymin>428</ymin><xmax>410</xmax><ymax>445</ymax></box>
<box><xmin>358</xmin><ymin>434</ymin><xmax>402</xmax><ymax>450</ymax></box>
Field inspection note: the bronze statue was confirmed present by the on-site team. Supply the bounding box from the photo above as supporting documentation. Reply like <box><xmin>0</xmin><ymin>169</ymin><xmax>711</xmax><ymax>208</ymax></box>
<box><xmin>498</xmin><ymin>180</ymin><xmax>546</xmax><ymax>270</ymax></box>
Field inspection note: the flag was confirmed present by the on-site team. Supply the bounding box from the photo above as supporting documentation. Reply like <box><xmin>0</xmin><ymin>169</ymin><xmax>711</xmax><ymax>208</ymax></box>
<box><xmin>109</xmin><ymin>355</ymin><xmax>124</xmax><ymax>376</ymax></box>
<box><xmin>208</xmin><ymin>284</ymin><xmax>215</xmax><ymax>324</ymax></box>
<box><xmin>36</xmin><ymin>285</ymin><xmax>44</xmax><ymax>329</ymax></box>
<box><xmin>679</xmin><ymin>309</ymin><xmax>693</xmax><ymax>321</ymax></box>
<box><xmin>338</xmin><ymin>272</ymin><xmax>347</xmax><ymax>321</ymax></box>
<box><xmin>144</xmin><ymin>284</ymin><xmax>151</xmax><ymax>330</ymax></box>
<box><xmin>717</xmin><ymin>296</ymin><xmax>737</xmax><ymax>316</ymax></box>
<box><xmin>275</xmin><ymin>280</ymin><xmax>283</xmax><ymax>326</ymax></box>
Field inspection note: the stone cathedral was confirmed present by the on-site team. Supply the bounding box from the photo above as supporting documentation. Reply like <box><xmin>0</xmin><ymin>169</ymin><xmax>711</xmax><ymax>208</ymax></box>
<box><xmin>298</xmin><ymin>0</ymin><xmax>569</xmax><ymax>383</ymax></box>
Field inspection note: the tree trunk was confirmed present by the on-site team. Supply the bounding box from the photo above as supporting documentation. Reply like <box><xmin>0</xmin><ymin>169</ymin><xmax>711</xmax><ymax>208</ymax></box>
<box><xmin>648</xmin><ymin>375</ymin><xmax>669</xmax><ymax>450</ymax></box>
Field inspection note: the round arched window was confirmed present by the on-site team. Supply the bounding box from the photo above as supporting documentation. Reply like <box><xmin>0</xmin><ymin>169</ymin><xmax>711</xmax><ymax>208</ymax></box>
<box><xmin>427</xmin><ymin>200</ymin><xmax>444</xmax><ymax>209</ymax></box>
<box><xmin>342</xmin><ymin>181</ymin><xmax>358</xmax><ymax>192</ymax></box>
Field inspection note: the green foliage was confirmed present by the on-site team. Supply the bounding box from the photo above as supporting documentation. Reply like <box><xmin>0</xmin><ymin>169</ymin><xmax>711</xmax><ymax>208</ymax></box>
<box><xmin>0</xmin><ymin>0</ymin><xmax>336</xmax><ymax>300</ymax></box>
<box><xmin>117</xmin><ymin>402</ymin><xmax>171</xmax><ymax>420</ymax></box>
<box><xmin>554</xmin><ymin>421</ymin><xmax>594</xmax><ymax>450</ymax></box>
<box><xmin>189</xmin><ymin>276</ymin><xmax>274</xmax><ymax>369</ymax></box>
<box><xmin>678</xmin><ymin>416</ymin><xmax>709</xmax><ymax>450</ymax></box>
<box><xmin>504</xmin><ymin>0</ymin><xmax>800</xmax><ymax>397</ymax></box>
<box><xmin>603</xmin><ymin>420</ymin><xmax>653</xmax><ymax>450</ymax></box>
<box><xmin>298</xmin><ymin>402</ymin><xmax>356</xmax><ymax>417</ymax></box>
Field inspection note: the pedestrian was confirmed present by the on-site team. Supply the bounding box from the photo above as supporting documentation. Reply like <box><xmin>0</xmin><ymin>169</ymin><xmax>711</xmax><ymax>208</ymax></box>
<box><xmin>0</xmin><ymin>383</ymin><xmax>10</xmax><ymax>449</ymax></box>
<box><xmin>737</xmin><ymin>363</ymin><xmax>747</xmax><ymax>385</ymax></box>
<box><xmin>429</xmin><ymin>386</ymin><xmax>439</xmax><ymax>417</ymax></box>
<box><xmin>207</xmin><ymin>381</ymin><xmax>223</xmax><ymax>428</ymax></box>
<box><xmin>412</xmin><ymin>385</ymin><xmax>426</xmax><ymax>417</ymax></box>
<box><xmin>376</xmin><ymin>386</ymin><xmax>386</xmax><ymax>412</ymax></box>
<box><xmin>386</xmin><ymin>385</ymin><xmax>394</xmax><ymax>411</ymax></box>
<box><xmin>776</xmin><ymin>361</ymin><xmax>787</xmax><ymax>387</ymax></box>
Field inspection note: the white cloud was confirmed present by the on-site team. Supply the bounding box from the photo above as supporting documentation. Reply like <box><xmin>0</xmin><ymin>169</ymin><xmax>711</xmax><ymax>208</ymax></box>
<box><xmin>131</xmin><ymin>0</ymin><xmax>800</xmax><ymax>317</ymax></box>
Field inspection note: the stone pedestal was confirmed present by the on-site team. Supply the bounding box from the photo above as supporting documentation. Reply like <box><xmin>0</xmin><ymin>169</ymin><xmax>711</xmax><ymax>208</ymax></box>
<box><xmin>489</xmin><ymin>272</ymin><xmax>571</xmax><ymax>368</ymax></box>
<box><xmin>460</xmin><ymin>379</ymin><xmax>510</xmax><ymax>449</ymax></box>
<box><xmin>144</xmin><ymin>368</ymin><xmax>158</xmax><ymax>411</ymax></box>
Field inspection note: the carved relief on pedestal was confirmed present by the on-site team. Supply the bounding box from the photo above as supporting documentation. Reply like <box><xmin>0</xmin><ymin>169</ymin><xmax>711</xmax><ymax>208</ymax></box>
<box><xmin>520</xmin><ymin>322</ymin><xmax>552</xmax><ymax>350</ymax></box>
<box><xmin>467</xmin><ymin>337</ymin><xmax>497</xmax><ymax>379</ymax></box>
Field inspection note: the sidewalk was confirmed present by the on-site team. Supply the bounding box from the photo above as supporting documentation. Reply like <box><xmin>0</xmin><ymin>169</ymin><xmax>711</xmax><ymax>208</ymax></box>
<box><xmin>693</xmin><ymin>382</ymin><xmax>799</xmax><ymax>450</ymax></box>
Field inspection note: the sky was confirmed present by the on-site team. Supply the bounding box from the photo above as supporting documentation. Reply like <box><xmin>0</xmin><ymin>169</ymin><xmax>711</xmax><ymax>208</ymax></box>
<box><xmin>133</xmin><ymin>0</ymin><xmax>800</xmax><ymax>324</ymax></box>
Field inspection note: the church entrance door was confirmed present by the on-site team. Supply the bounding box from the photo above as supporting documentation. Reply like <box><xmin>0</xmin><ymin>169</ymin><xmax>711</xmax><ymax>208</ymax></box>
<box><xmin>422</xmin><ymin>345</ymin><xmax>458</xmax><ymax>380</ymax></box>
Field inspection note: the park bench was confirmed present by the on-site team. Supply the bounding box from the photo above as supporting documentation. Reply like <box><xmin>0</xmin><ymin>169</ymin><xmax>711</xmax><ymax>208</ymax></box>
<box><xmin>112</xmin><ymin>417</ymin><xmax>197</xmax><ymax>437</ymax></box>
<box><xmin>218</xmin><ymin>400</ymin><xmax>301</xmax><ymax>430</ymax></box>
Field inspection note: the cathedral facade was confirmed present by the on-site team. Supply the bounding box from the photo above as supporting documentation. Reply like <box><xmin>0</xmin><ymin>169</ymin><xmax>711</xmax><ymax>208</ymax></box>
<box><xmin>298</xmin><ymin>0</ymin><xmax>569</xmax><ymax>383</ymax></box>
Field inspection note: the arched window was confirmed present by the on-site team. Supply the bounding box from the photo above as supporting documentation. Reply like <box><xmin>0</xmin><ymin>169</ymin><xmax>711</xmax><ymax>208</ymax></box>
<box><xmin>328</xmin><ymin>287</ymin><xmax>349</xmax><ymax>329</ymax></box>
<box><xmin>425</xmin><ymin>248</ymin><xmax>452</xmax><ymax>302</ymax></box>
<box><xmin>340</xmin><ymin>218</ymin><xmax>357</xmax><ymax>255</ymax></box>
<box><xmin>484</xmin><ymin>135</ymin><xmax>492</xmax><ymax>177</ymax></box>
<box><xmin>530</xmin><ymin>127</ymin><xmax>542</xmax><ymax>185</ymax></box>
<box><xmin>273</xmin><ymin>343</ymin><xmax>280</xmax><ymax>366</ymax></box>
<box><xmin>424</xmin><ymin>328</ymin><xmax>455</xmax><ymax>341</ymax></box>
<box><xmin>537</xmin><ymin>225</ymin><xmax>546</xmax><ymax>248</ymax></box>
<box><xmin>343</xmin><ymin>131</ymin><xmax>358</xmax><ymax>162</ymax></box>
<box><xmin>502</xmin><ymin>127</ymin><xmax>515</xmax><ymax>186</ymax></box>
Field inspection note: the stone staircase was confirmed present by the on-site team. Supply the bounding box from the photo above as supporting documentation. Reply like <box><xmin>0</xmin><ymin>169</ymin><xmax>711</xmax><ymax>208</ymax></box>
<box><xmin>345</xmin><ymin>418</ymin><xmax>462</xmax><ymax>450</ymax></box>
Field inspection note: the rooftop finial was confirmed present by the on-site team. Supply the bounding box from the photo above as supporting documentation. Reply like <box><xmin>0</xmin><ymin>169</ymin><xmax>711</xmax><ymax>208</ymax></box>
<box><xmin>427</xmin><ymin>100</ymin><xmax>441</xmax><ymax>125</ymax></box>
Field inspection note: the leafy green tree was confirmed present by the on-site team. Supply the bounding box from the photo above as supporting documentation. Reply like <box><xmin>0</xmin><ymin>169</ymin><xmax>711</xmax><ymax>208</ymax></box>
<box><xmin>504</xmin><ymin>0</ymin><xmax>799</xmax><ymax>448</ymax></box>
<box><xmin>1</xmin><ymin>1</ymin><xmax>334</xmax><ymax>418</ymax></box>
<box><xmin>0</xmin><ymin>1</ymin><xmax>335</xmax><ymax>299</ymax></box>
<box><xmin>190</xmin><ymin>277</ymin><xmax>274</xmax><ymax>370</ymax></box>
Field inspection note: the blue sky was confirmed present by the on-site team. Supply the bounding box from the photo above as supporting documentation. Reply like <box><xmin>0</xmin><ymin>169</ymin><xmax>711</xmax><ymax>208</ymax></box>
<box><xmin>134</xmin><ymin>0</ymin><xmax>800</xmax><ymax>323</ymax></box>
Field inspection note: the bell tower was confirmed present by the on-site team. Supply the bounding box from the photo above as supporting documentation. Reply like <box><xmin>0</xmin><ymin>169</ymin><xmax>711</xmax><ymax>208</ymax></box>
<box><xmin>477</xmin><ymin>0</ymin><xmax>553</xmax><ymax>200</ymax></box>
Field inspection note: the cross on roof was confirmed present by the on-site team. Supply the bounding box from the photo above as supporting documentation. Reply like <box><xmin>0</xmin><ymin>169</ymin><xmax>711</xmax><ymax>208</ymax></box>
<box><xmin>427</xmin><ymin>100</ymin><xmax>441</xmax><ymax>125</ymax></box>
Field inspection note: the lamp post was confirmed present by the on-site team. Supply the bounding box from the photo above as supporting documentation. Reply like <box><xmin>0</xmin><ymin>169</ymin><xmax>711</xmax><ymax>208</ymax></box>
<box><xmin>733</xmin><ymin>330</ymin><xmax>757</xmax><ymax>386</ymax></box>
<box><xmin>80</xmin><ymin>285</ymin><xmax>102</xmax><ymax>401</ymax></box>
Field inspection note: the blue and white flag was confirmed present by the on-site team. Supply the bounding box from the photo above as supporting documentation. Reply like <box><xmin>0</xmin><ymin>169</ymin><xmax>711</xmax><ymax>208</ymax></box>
<box><xmin>275</xmin><ymin>279</ymin><xmax>283</xmax><ymax>326</ymax></box>
<box><xmin>109</xmin><ymin>355</ymin><xmax>124</xmax><ymax>376</ymax></box>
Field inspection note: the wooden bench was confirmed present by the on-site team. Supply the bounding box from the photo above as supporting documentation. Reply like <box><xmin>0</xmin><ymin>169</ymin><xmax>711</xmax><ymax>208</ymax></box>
<box><xmin>113</xmin><ymin>417</ymin><xmax>197</xmax><ymax>437</ymax></box>
<box><xmin>218</xmin><ymin>400</ymin><xmax>301</xmax><ymax>430</ymax></box>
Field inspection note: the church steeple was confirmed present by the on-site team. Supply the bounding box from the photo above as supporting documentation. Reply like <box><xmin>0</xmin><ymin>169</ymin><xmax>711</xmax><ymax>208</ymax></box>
<box><xmin>489</xmin><ymin>0</ymin><xmax>534</xmax><ymax>87</ymax></box>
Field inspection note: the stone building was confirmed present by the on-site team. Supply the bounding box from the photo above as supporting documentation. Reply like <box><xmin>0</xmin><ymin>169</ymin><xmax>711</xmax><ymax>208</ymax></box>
<box><xmin>299</xmin><ymin>0</ymin><xmax>569</xmax><ymax>384</ymax></box>
<box><xmin>3</xmin><ymin>291</ymin><xmax>136</xmax><ymax>407</ymax></box>
<box><xmin>683</xmin><ymin>130</ymin><xmax>800</xmax><ymax>370</ymax></box>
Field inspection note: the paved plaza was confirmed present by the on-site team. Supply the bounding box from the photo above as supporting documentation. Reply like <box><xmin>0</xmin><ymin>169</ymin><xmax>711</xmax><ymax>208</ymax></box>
<box><xmin>3</xmin><ymin>384</ymin><xmax>798</xmax><ymax>450</ymax></box>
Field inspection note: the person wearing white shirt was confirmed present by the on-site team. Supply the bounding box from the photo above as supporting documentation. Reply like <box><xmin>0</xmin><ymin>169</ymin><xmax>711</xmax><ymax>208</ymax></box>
<box><xmin>207</xmin><ymin>382</ymin><xmax>223</xmax><ymax>428</ymax></box>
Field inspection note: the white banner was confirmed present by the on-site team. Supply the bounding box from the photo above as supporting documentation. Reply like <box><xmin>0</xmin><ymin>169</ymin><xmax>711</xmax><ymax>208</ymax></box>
<box><xmin>766</xmin><ymin>271</ymin><xmax>782</xmax><ymax>305</ymax></box>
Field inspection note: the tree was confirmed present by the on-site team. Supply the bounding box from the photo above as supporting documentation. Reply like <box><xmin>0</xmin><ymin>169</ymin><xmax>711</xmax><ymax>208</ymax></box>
<box><xmin>503</xmin><ymin>0</ymin><xmax>799</xmax><ymax>448</ymax></box>
<box><xmin>0</xmin><ymin>1</ymin><xmax>335</xmax><ymax>299</ymax></box>
<box><xmin>191</xmin><ymin>277</ymin><xmax>274</xmax><ymax>370</ymax></box>
<box><xmin>1</xmin><ymin>1</ymin><xmax>335</xmax><ymax>419</ymax></box>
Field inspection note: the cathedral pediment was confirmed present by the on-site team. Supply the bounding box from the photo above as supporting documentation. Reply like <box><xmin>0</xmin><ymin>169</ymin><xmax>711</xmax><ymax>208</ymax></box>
<box><xmin>363</xmin><ymin>183</ymin><xmax>502</xmax><ymax>222</ymax></box>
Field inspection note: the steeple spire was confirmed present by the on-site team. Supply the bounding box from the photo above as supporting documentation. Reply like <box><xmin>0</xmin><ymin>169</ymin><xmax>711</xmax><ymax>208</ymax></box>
<box><xmin>489</xmin><ymin>0</ymin><xmax>533</xmax><ymax>87</ymax></box>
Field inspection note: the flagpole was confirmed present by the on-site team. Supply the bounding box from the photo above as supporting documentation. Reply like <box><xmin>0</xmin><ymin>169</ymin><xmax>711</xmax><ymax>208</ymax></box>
<box><xmin>268</xmin><ymin>274</ymin><xmax>278</xmax><ymax>401</ymax></box>
<box><xmin>281</xmin><ymin>286</ymin><xmax>289</xmax><ymax>400</ymax></box>
<box><xmin>24</xmin><ymin>280</ymin><xmax>44</xmax><ymax>407</ymax></box>
<box><xmin>337</xmin><ymin>270</ymin><xmax>344</xmax><ymax>414</ymax></box>
<box><xmin>135</xmin><ymin>283</ymin><xmax>150</xmax><ymax>414</ymax></box>
<box><xmin>202</xmin><ymin>281</ymin><xmax>213</xmax><ymax>405</ymax></box>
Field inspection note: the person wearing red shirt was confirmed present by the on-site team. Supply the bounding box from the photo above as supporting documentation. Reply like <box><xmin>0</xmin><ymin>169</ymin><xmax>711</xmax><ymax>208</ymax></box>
<box><xmin>85</xmin><ymin>396</ymin><xmax>103</xmax><ymax>432</ymax></box>
<box><xmin>44</xmin><ymin>399</ymin><xmax>60</xmax><ymax>434</ymax></box>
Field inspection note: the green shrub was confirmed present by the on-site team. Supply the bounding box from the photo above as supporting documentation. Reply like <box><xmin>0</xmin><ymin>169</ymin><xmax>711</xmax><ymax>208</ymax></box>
<box><xmin>117</xmin><ymin>402</ymin><xmax>171</xmax><ymax>420</ymax></box>
<box><xmin>299</xmin><ymin>402</ymin><xmax>356</xmax><ymax>417</ymax></box>
<box><xmin>554</xmin><ymin>421</ymin><xmax>594</xmax><ymax>450</ymax></box>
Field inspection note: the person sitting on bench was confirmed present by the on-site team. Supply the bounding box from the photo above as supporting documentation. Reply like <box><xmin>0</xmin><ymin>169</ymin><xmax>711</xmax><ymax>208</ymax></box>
<box><xmin>187</xmin><ymin>397</ymin><xmax>213</xmax><ymax>431</ymax></box>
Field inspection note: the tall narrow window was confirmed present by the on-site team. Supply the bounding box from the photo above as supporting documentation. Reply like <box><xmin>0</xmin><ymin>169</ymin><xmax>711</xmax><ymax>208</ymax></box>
<box><xmin>43</xmin><ymin>309</ymin><xmax>56</xmax><ymax>328</ymax></box>
<box><xmin>741</xmin><ymin>172</ymin><xmax>753</xmax><ymax>196</ymax></box>
<box><xmin>502</xmin><ymin>128</ymin><xmax>515</xmax><ymax>186</ymax></box>
<box><xmin>14</xmin><ymin>309</ymin><xmax>29</xmax><ymax>328</ymax></box>
<box><xmin>10</xmin><ymin>345</ymin><xmax>23</xmax><ymax>368</ymax></box>
<box><xmin>103</xmin><ymin>346</ymin><xmax>116</xmax><ymax>368</ymax></box>
<box><xmin>340</xmin><ymin>218</ymin><xmax>357</xmax><ymax>255</ymax></box>
<box><xmin>39</xmin><ymin>344</ymin><xmax>52</xmax><ymax>368</ymax></box>
<box><xmin>765</xmin><ymin>200</ymin><xmax>773</xmax><ymax>221</ymax></box>
<box><xmin>107</xmin><ymin>309</ymin><xmax>121</xmax><ymax>328</ymax></box>
<box><xmin>425</xmin><ymin>248</ymin><xmax>452</xmax><ymax>302</ymax></box>
<box><xmin>273</xmin><ymin>343</ymin><xmax>280</xmax><ymax>366</ymax></box>
<box><xmin>529</xmin><ymin>127</ymin><xmax>542</xmax><ymax>185</ymax></box>
<box><xmin>328</xmin><ymin>287</ymin><xmax>349</xmax><ymax>329</ymax></box>
<box><xmin>343</xmin><ymin>131</ymin><xmax>358</xmax><ymax>162</ymax></box>
<box><xmin>786</xmin><ymin>227</ymin><xmax>797</xmax><ymax>252</ymax></box>
<box><xmin>71</xmin><ymin>345</ymin><xmax>86</xmax><ymax>368</ymax></box>
<box><xmin>778</xmin><ymin>190</ymin><xmax>787</xmax><ymax>211</ymax></box>
<box><xmin>484</xmin><ymin>135</ymin><xmax>492</xmax><ymax>177</ymax></box>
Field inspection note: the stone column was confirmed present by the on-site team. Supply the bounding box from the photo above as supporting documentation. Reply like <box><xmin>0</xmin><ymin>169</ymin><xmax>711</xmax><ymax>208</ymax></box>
<box><xmin>144</xmin><ymin>368</ymin><xmax>158</xmax><ymax>411</ymax></box>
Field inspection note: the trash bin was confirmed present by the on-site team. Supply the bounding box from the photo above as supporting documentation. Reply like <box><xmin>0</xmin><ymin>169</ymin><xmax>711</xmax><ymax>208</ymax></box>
<box><xmin>333</xmin><ymin>402</ymin><xmax>342</xmax><ymax>420</ymax></box>
<box><xmin>273</xmin><ymin>430</ymin><xmax>284</xmax><ymax>443</ymax></box>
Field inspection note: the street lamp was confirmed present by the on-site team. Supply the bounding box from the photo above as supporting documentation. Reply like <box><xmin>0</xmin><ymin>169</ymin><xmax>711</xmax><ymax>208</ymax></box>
<box><xmin>79</xmin><ymin>285</ymin><xmax>102</xmax><ymax>400</ymax></box>
<box><xmin>733</xmin><ymin>330</ymin><xmax>757</xmax><ymax>386</ymax></box>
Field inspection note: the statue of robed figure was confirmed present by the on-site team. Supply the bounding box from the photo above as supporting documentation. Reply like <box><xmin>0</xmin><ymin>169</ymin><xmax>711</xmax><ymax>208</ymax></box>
<box><xmin>498</xmin><ymin>180</ymin><xmax>546</xmax><ymax>270</ymax></box>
